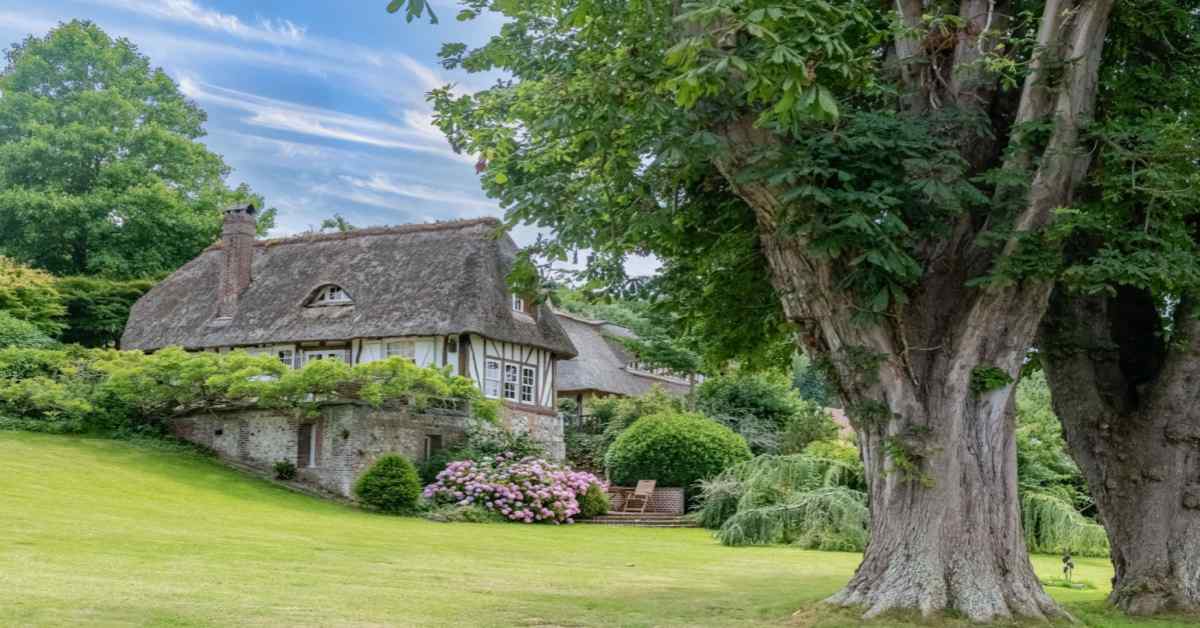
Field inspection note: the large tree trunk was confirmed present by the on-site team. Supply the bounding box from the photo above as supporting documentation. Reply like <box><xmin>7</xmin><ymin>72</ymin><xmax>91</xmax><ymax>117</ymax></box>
<box><xmin>1041</xmin><ymin>288</ymin><xmax>1200</xmax><ymax>615</ymax></box>
<box><xmin>752</xmin><ymin>213</ymin><xmax>1061</xmax><ymax>622</ymax></box>
<box><xmin>708</xmin><ymin>0</ymin><xmax>1115</xmax><ymax>621</ymax></box>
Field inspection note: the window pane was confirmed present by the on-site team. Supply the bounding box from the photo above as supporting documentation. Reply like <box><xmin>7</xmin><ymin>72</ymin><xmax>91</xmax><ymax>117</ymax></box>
<box><xmin>520</xmin><ymin>366</ymin><xmax>535</xmax><ymax>403</ymax></box>
<box><xmin>484</xmin><ymin>360</ymin><xmax>501</xmax><ymax>398</ymax></box>
<box><xmin>386</xmin><ymin>340</ymin><xmax>415</xmax><ymax>360</ymax></box>
<box><xmin>502</xmin><ymin>365</ymin><xmax>518</xmax><ymax>400</ymax></box>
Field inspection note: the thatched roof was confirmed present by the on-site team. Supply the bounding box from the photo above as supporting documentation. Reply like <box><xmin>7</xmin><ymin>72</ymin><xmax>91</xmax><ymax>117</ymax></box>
<box><xmin>555</xmin><ymin>311</ymin><xmax>690</xmax><ymax>397</ymax></box>
<box><xmin>121</xmin><ymin>218</ymin><xmax>576</xmax><ymax>356</ymax></box>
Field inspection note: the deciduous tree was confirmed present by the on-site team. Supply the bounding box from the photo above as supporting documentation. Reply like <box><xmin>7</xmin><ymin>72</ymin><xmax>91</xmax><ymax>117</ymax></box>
<box><xmin>395</xmin><ymin>0</ymin><xmax>1120</xmax><ymax>620</ymax></box>
<box><xmin>0</xmin><ymin>20</ymin><xmax>273</xmax><ymax>278</ymax></box>
<box><xmin>1038</xmin><ymin>2</ymin><xmax>1200</xmax><ymax>613</ymax></box>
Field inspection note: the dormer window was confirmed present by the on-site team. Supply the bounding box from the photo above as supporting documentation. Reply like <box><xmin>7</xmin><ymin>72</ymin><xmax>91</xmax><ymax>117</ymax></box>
<box><xmin>511</xmin><ymin>294</ymin><xmax>525</xmax><ymax>313</ymax></box>
<box><xmin>306</xmin><ymin>284</ymin><xmax>353</xmax><ymax>307</ymax></box>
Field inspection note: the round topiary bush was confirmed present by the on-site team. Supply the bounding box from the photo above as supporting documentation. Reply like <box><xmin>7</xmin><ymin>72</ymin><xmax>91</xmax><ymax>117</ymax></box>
<box><xmin>354</xmin><ymin>454</ymin><xmax>421</xmax><ymax>514</ymax></box>
<box><xmin>604</xmin><ymin>412</ymin><xmax>752</xmax><ymax>488</ymax></box>
<box><xmin>578</xmin><ymin>483</ymin><xmax>610</xmax><ymax>518</ymax></box>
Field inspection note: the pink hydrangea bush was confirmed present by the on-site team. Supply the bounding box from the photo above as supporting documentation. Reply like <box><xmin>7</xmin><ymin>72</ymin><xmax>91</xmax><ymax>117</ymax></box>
<box><xmin>423</xmin><ymin>453</ymin><xmax>606</xmax><ymax>524</ymax></box>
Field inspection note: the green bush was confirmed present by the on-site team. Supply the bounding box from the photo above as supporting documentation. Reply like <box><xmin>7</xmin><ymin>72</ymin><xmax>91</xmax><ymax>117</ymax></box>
<box><xmin>418</xmin><ymin>425</ymin><xmax>545</xmax><ymax>484</ymax></box>
<box><xmin>354</xmin><ymin>454</ymin><xmax>422</xmax><ymax>514</ymax></box>
<box><xmin>274</xmin><ymin>459</ymin><xmax>297</xmax><ymax>481</ymax></box>
<box><xmin>696</xmin><ymin>371</ymin><xmax>836</xmax><ymax>454</ymax></box>
<box><xmin>578</xmin><ymin>483</ymin><xmax>610</xmax><ymax>518</ymax></box>
<box><xmin>421</xmin><ymin>503</ymin><xmax>508</xmax><ymax>524</ymax></box>
<box><xmin>778</xmin><ymin>401</ymin><xmax>839</xmax><ymax>454</ymax></box>
<box><xmin>566</xmin><ymin>387</ymin><xmax>682</xmax><ymax>469</ymax></box>
<box><xmin>605</xmin><ymin>411</ymin><xmax>751</xmax><ymax>488</ymax></box>
<box><xmin>0</xmin><ymin>312</ymin><xmax>57</xmax><ymax>349</ymax></box>
<box><xmin>0</xmin><ymin>346</ymin><xmax>493</xmax><ymax>439</ymax></box>
<box><xmin>0</xmin><ymin>257</ymin><xmax>66</xmax><ymax>337</ymax></box>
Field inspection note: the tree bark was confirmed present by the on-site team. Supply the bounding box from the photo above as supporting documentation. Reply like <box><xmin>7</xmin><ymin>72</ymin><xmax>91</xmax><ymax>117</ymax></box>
<box><xmin>749</xmin><ymin>199</ymin><xmax>1061</xmax><ymax>622</ymax></box>
<box><xmin>1041</xmin><ymin>288</ymin><xmax>1200</xmax><ymax>616</ymax></box>
<box><xmin>707</xmin><ymin>0</ymin><xmax>1115</xmax><ymax>621</ymax></box>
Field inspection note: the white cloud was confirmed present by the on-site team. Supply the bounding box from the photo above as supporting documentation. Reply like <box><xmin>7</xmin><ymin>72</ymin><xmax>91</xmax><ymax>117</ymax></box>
<box><xmin>339</xmin><ymin>174</ymin><xmax>495</xmax><ymax>210</ymax></box>
<box><xmin>0</xmin><ymin>11</ymin><xmax>56</xmax><ymax>36</ymax></box>
<box><xmin>257</xmin><ymin>17</ymin><xmax>306</xmax><ymax>42</ymax></box>
<box><xmin>82</xmin><ymin>0</ymin><xmax>305</xmax><ymax>47</ymax></box>
<box><xmin>178</xmin><ymin>77</ymin><xmax>472</xmax><ymax>163</ymax></box>
<box><xmin>72</xmin><ymin>0</ymin><xmax>457</xmax><ymax>108</ymax></box>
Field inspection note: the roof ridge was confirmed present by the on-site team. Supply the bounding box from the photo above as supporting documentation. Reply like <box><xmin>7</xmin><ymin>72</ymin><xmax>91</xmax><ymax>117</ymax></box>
<box><xmin>552</xmin><ymin>309</ymin><xmax>609</xmax><ymax>326</ymax></box>
<box><xmin>206</xmin><ymin>217</ymin><xmax>504</xmax><ymax>250</ymax></box>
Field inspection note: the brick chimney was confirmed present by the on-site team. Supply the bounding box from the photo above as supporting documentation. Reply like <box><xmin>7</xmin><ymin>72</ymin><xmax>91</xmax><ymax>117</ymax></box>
<box><xmin>217</xmin><ymin>203</ymin><xmax>257</xmax><ymax>319</ymax></box>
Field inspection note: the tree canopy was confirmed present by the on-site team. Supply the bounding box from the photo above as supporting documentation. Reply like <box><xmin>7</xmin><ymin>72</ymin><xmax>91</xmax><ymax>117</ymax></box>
<box><xmin>0</xmin><ymin>20</ymin><xmax>274</xmax><ymax>279</ymax></box>
<box><xmin>391</xmin><ymin>0</ymin><xmax>1147</xmax><ymax>621</ymax></box>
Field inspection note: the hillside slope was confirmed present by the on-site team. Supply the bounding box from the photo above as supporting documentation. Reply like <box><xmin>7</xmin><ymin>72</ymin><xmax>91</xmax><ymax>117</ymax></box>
<box><xmin>0</xmin><ymin>432</ymin><xmax>1164</xmax><ymax>627</ymax></box>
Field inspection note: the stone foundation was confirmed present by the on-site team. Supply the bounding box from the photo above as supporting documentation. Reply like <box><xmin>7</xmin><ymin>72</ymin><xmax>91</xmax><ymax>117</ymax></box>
<box><xmin>498</xmin><ymin>402</ymin><xmax>566</xmax><ymax>461</ymax></box>
<box><xmin>172</xmin><ymin>400</ymin><xmax>566</xmax><ymax>499</ymax></box>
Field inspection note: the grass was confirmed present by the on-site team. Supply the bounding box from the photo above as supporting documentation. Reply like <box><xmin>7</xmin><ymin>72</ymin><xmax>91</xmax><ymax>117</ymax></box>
<box><xmin>0</xmin><ymin>432</ymin><xmax>1193</xmax><ymax>627</ymax></box>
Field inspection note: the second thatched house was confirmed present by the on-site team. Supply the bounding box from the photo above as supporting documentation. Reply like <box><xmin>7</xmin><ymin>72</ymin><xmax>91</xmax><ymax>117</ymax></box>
<box><xmin>555</xmin><ymin>311</ymin><xmax>694</xmax><ymax>418</ymax></box>
<box><xmin>121</xmin><ymin>207</ymin><xmax>576</xmax><ymax>492</ymax></box>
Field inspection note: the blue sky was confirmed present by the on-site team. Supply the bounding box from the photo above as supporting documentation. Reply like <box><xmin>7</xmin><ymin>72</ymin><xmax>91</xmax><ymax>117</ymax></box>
<box><xmin>0</xmin><ymin>0</ymin><xmax>514</xmax><ymax>235</ymax></box>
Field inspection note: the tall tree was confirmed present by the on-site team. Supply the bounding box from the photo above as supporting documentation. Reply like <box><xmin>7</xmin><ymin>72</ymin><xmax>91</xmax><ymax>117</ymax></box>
<box><xmin>0</xmin><ymin>20</ymin><xmax>273</xmax><ymax>279</ymax></box>
<box><xmin>1038</xmin><ymin>2</ymin><xmax>1200</xmax><ymax>614</ymax></box>
<box><xmin>396</xmin><ymin>0</ymin><xmax>1119</xmax><ymax>620</ymax></box>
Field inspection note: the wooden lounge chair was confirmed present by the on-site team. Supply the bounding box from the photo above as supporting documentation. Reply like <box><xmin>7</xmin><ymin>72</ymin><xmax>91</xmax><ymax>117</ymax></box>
<box><xmin>619</xmin><ymin>479</ymin><xmax>656</xmax><ymax>514</ymax></box>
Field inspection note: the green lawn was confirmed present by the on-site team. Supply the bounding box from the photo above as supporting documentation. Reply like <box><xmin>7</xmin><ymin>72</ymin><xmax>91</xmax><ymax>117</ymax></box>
<box><xmin>0</xmin><ymin>432</ymin><xmax>1190</xmax><ymax>627</ymax></box>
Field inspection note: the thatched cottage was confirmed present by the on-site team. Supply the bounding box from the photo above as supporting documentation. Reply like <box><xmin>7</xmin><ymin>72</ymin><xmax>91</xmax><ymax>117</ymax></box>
<box><xmin>555</xmin><ymin>311</ymin><xmax>693</xmax><ymax>418</ymax></box>
<box><xmin>121</xmin><ymin>206</ymin><xmax>577</xmax><ymax>493</ymax></box>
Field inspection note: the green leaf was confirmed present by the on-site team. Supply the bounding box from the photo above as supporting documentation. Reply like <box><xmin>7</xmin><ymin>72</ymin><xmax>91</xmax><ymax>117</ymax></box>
<box><xmin>816</xmin><ymin>86</ymin><xmax>838</xmax><ymax>118</ymax></box>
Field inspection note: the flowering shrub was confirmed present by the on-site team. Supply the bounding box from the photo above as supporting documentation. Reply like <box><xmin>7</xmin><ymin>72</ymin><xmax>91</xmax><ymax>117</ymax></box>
<box><xmin>423</xmin><ymin>453</ymin><xmax>606</xmax><ymax>524</ymax></box>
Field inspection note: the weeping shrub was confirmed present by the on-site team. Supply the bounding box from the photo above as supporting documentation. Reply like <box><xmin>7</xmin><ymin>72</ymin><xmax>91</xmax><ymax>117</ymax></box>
<box><xmin>1022</xmin><ymin>491</ymin><xmax>1110</xmax><ymax>557</ymax></box>
<box><xmin>696</xmin><ymin>451</ymin><xmax>868</xmax><ymax>549</ymax></box>
<box><xmin>717</xmin><ymin>488</ymin><xmax>869</xmax><ymax>550</ymax></box>
<box><xmin>698</xmin><ymin>442</ymin><xmax>1111</xmax><ymax>556</ymax></box>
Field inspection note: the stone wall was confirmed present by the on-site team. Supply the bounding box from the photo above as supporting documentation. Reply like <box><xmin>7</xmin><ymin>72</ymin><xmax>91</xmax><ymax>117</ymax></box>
<box><xmin>172</xmin><ymin>400</ymin><xmax>567</xmax><ymax>499</ymax></box>
<box><xmin>172</xmin><ymin>402</ymin><xmax>472</xmax><ymax>498</ymax></box>
<box><xmin>499</xmin><ymin>402</ymin><xmax>565</xmax><ymax>461</ymax></box>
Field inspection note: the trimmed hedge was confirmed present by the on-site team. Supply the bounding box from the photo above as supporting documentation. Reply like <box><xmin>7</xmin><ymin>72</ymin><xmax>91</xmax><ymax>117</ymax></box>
<box><xmin>605</xmin><ymin>412</ymin><xmax>752</xmax><ymax>488</ymax></box>
<box><xmin>354</xmin><ymin>454</ymin><xmax>421</xmax><ymax>514</ymax></box>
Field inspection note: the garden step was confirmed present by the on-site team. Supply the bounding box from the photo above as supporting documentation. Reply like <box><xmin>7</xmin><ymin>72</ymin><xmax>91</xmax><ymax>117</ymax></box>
<box><xmin>581</xmin><ymin>514</ymin><xmax>698</xmax><ymax>528</ymax></box>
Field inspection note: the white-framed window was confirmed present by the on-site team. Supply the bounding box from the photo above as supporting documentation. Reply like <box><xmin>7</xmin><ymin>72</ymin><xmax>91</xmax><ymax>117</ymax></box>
<box><xmin>484</xmin><ymin>359</ymin><xmax>501</xmax><ymax>398</ymax></box>
<box><xmin>386</xmin><ymin>340</ymin><xmax>416</xmax><ymax>361</ymax></box>
<box><xmin>503</xmin><ymin>363</ymin><xmax>519</xmax><ymax>400</ymax></box>
<box><xmin>303</xmin><ymin>349</ymin><xmax>347</xmax><ymax>364</ymax></box>
<box><xmin>277</xmin><ymin>349</ymin><xmax>294</xmax><ymax>368</ymax></box>
<box><xmin>520</xmin><ymin>365</ymin><xmax>536</xmax><ymax>404</ymax></box>
<box><xmin>307</xmin><ymin>284</ymin><xmax>352</xmax><ymax>306</ymax></box>
<box><xmin>511</xmin><ymin>294</ymin><xmax>525</xmax><ymax>312</ymax></box>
